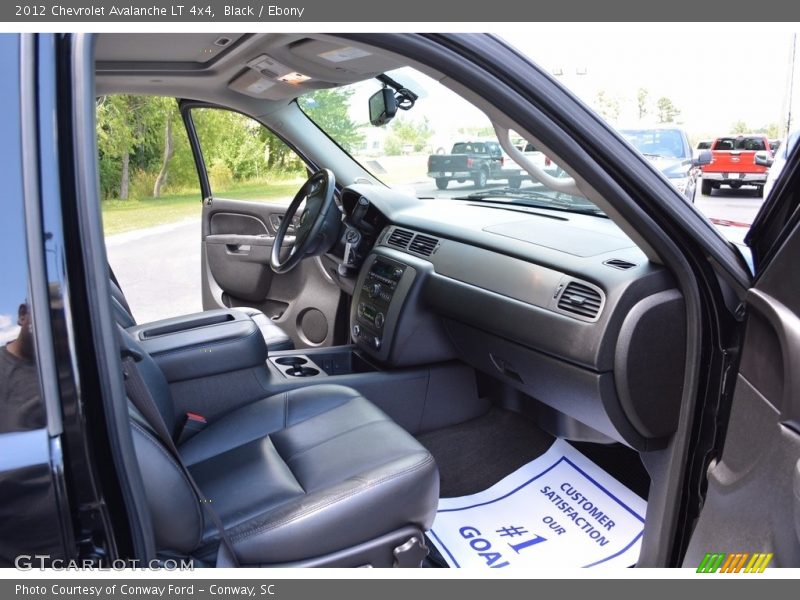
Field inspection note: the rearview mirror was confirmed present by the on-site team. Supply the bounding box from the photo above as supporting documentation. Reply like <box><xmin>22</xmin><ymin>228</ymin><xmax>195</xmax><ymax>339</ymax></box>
<box><xmin>754</xmin><ymin>151</ymin><xmax>773</xmax><ymax>167</ymax></box>
<box><xmin>692</xmin><ymin>150</ymin><xmax>713</xmax><ymax>167</ymax></box>
<box><xmin>369</xmin><ymin>88</ymin><xmax>397</xmax><ymax>126</ymax></box>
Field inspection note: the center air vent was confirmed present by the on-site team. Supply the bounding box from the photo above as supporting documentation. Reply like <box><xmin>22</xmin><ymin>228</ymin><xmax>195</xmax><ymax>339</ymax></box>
<box><xmin>557</xmin><ymin>281</ymin><xmax>603</xmax><ymax>320</ymax></box>
<box><xmin>409</xmin><ymin>234</ymin><xmax>439</xmax><ymax>256</ymax></box>
<box><xmin>386</xmin><ymin>228</ymin><xmax>414</xmax><ymax>249</ymax></box>
<box><xmin>603</xmin><ymin>258</ymin><xmax>636</xmax><ymax>270</ymax></box>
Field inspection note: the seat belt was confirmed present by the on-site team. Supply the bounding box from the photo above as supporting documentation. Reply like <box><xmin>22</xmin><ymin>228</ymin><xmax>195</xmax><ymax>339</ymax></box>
<box><xmin>121</xmin><ymin>354</ymin><xmax>241</xmax><ymax>567</ymax></box>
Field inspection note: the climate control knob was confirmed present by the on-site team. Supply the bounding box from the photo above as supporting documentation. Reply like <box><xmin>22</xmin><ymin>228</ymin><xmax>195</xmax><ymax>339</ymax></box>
<box><xmin>369</xmin><ymin>283</ymin><xmax>382</xmax><ymax>299</ymax></box>
<box><xmin>374</xmin><ymin>312</ymin><xmax>385</xmax><ymax>329</ymax></box>
<box><xmin>372</xmin><ymin>336</ymin><xmax>381</xmax><ymax>350</ymax></box>
<box><xmin>353</xmin><ymin>324</ymin><xmax>361</xmax><ymax>338</ymax></box>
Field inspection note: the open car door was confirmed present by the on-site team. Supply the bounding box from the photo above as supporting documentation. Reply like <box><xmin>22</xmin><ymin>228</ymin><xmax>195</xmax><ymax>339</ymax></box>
<box><xmin>182</xmin><ymin>102</ymin><xmax>343</xmax><ymax>350</ymax></box>
<box><xmin>683</xmin><ymin>142</ymin><xmax>800</xmax><ymax>569</ymax></box>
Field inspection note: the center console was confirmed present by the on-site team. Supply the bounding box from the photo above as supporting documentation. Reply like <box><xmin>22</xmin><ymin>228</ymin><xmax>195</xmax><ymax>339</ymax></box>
<box><xmin>128</xmin><ymin>309</ymin><xmax>268</xmax><ymax>382</ymax></box>
<box><xmin>350</xmin><ymin>254</ymin><xmax>416</xmax><ymax>362</ymax></box>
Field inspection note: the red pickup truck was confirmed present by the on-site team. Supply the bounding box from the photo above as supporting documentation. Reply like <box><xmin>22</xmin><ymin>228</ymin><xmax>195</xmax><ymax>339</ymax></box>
<box><xmin>700</xmin><ymin>134</ymin><xmax>771</xmax><ymax>196</ymax></box>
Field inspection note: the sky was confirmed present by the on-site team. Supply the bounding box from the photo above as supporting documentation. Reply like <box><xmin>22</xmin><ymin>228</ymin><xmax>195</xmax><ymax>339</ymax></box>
<box><xmin>330</xmin><ymin>24</ymin><xmax>800</xmax><ymax>154</ymax></box>
<box><xmin>501</xmin><ymin>24</ymin><xmax>800</xmax><ymax>139</ymax></box>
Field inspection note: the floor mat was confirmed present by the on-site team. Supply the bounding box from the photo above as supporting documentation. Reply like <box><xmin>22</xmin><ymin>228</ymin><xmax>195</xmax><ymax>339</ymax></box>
<box><xmin>416</xmin><ymin>408</ymin><xmax>554</xmax><ymax>498</ymax></box>
<box><xmin>426</xmin><ymin>438</ymin><xmax>647</xmax><ymax>569</ymax></box>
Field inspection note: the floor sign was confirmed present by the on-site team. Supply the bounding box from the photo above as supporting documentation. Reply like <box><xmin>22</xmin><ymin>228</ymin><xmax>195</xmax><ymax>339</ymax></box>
<box><xmin>427</xmin><ymin>439</ymin><xmax>647</xmax><ymax>569</ymax></box>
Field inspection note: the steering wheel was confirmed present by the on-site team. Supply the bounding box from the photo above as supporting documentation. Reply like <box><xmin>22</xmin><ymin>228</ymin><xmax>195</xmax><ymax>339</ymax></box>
<box><xmin>270</xmin><ymin>168</ymin><xmax>339</xmax><ymax>274</ymax></box>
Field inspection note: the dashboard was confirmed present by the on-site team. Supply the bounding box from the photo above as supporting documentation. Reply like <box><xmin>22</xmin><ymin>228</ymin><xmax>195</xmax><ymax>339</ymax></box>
<box><xmin>334</xmin><ymin>184</ymin><xmax>687</xmax><ymax>451</ymax></box>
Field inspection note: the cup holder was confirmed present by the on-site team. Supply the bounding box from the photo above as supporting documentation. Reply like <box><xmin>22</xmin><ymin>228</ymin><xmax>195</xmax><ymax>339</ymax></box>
<box><xmin>275</xmin><ymin>356</ymin><xmax>308</xmax><ymax>367</ymax></box>
<box><xmin>286</xmin><ymin>366</ymin><xmax>320</xmax><ymax>377</ymax></box>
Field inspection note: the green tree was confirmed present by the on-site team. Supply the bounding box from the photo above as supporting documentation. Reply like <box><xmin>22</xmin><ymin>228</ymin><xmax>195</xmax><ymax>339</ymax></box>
<box><xmin>299</xmin><ymin>88</ymin><xmax>365</xmax><ymax>153</ymax></box>
<box><xmin>96</xmin><ymin>95</ymin><xmax>143</xmax><ymax>199</ymax></box>
<box><xmin>731</xmin><ymin>120</ymin><xmax>749</xmax><ymax>134</ymax></box>
<box><xmin>97</xmin><ymin>95</ymin><xmax>181</xmax><ymax>200</ymax></box>
<box><xmin>594</xmin><ymin>90</ymin><xmax>620</xmax><ymax>122</ymax></box>
<box><xmin>152</xmin><ymin>98</ymin><xmax>179</xmax><ymax>197</ymax></box>
<box><xmin>636</xmin><ymin>88</ymin><xmax>649</xmax><ymax>121</ymax></box>
<box><xmin>384</xmin><ymin>115</ymin><xmax>434</xmax><ymax>155</ymax></box>
<box><xmin>717</xmin><ymin>122</ymin><xmax>779</xmax><ymax>139</ymax></box>
<box><xmin>656</xmin><ymin>97</ymin><xmax>681</xmax><ymax>123</ymax></box>
<box><xmin>764</xmin><ymin>123</ymin><xmax>779</xmax><ymax>138</ymax></box>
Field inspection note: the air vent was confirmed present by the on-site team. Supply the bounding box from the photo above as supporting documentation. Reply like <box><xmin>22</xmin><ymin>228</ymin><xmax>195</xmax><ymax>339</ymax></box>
<box><xmin>603</xmin><ymin>258</ymin><xmax>636</xmax><ymax>270</ymax></box>
<box><xmin>409</xmin><ymin>234</ymin><xmax>440</xmax><ymax>256</ymax></box>
<box><xmin>557</xmin><ymin>281</ymin><xmax>603</xmax><ymax>319</ymax></box>
<box><xmin>386</xmin><ymin>228</ymin><xmax>414</xmax><ymax>249</ymax></box>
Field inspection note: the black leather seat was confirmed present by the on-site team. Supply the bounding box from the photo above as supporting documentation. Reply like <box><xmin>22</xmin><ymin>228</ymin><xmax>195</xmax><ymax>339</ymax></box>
<box><xmin>110</xmin><ymin>279</ymin><xmax>294</xmax><ymax>351</ymax></box>
<box><xmin>122</xmin><ymin>328</ymin><xmax>439</xmax><ymax>566</ymax></box>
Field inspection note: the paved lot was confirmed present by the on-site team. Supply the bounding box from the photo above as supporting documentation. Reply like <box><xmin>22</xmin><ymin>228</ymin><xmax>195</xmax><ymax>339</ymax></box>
<box><xmin>106</xmin><ymin>177</ymin><xmax>765</xmax><ymax>323</ymax></box>
<box><xmin>106</xmin><ymin>218</ymin><xmax>202</xmax><ymax>323</ymax></box>
<box><xmin>693</xmin><ymin>183</ymin><xmax>764</xmax><ymax>225</ymax></box>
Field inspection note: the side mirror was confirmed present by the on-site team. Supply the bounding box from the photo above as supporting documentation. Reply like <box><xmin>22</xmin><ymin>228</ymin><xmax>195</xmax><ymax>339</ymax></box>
<box><xmin>369</xmin><ymin>88</ymin><xmax>397</xmax><ymax>126</ymax></box>
<box><xmin>692</xmin><ymin>150</ymin><xmax>713</xmax><ymax>167</ymax></box>
<box><xmin>754</xmin><ymin>151</ymin><xmax>774</xmax><ymax>167</ymax></box>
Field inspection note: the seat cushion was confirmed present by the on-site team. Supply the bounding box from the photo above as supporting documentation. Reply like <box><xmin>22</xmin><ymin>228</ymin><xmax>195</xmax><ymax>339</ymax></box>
<box><xmin>232</xmin><ymin>307</ymin><xmax>294</xmax><ymax>352</ymax></box>
<box><xmin>180</xmin><ymin>384</ymin><xmax>439</xmax><ymax>564</ymax></box>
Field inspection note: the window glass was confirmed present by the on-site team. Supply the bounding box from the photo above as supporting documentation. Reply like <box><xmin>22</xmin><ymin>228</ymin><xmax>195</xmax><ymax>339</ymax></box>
<box><xmin>300</xmin><ymin>67</ymin><xmax>598</xmax><ymax>215</ymax></box>
<box><xmin>191</xmin><ymin>108</ymin><xmax>307</xmax><ymax>202</ymax></box>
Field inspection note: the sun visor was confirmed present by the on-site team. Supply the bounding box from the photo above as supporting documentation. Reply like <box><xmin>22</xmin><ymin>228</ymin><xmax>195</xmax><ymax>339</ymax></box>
<box><xmin>288</xmin><ymin>39</ymin><xmax>404</xmax><ymax>77</ymax></box>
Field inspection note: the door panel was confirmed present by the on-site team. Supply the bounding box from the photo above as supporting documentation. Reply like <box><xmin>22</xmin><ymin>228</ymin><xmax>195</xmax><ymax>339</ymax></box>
<box><xmin>201</xmin><ymin>198</ymin><xmax>341</xmax><ymax>349</ymax></box>
<box><xmin>684</xmin><ymin>219</ymin><xmax>800</xmax><ymax>567</ymax></box>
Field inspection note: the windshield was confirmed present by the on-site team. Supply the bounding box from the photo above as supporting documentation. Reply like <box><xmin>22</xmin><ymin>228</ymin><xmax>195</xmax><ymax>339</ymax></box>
<box><xmin>619</xmin><ymin>128</ymin><xmax>687</xmax><ymax>159</ymax></box>
<box><xmin>298</xmin><ymin>67</ymin><xmax>600</xmax><ymax>215</ymax></box>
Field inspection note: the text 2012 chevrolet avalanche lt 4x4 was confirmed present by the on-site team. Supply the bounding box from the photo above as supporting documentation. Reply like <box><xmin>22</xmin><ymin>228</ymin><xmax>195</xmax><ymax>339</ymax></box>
<box><xmin>701</xmin><ymin>134</ymin><xmax>772</xmax><ymax>196</ymax></box>
<box><xmin>2</xmin><ymin>32</ymin><xmax>800</xmax><ymax>570</ymax></box>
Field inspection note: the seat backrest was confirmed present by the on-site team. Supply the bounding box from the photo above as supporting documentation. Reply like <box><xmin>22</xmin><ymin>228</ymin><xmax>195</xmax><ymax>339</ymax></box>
<box><xmin>119</xmin><ymin>327</ymin><xmax>204</xmax><ymax>553</ymax></box>
<box><xmin>110</xmin><ymin>279</ymin><xmax>137</xmax><ymax>328</ymax></box>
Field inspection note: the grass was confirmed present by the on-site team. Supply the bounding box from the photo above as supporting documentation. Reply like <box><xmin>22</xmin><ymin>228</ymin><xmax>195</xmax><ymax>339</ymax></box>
<box><xmin>101</xmin><ymin>178</ymin><xmax>305</xmax><ymax>236</ymax></box>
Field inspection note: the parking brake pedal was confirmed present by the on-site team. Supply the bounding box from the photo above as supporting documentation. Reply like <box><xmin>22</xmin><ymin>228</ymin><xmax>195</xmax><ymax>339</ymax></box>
<box><xmin>393</xmin><ymin>536</ymin><xmax>429</xmax><ymax>568</ymax></box>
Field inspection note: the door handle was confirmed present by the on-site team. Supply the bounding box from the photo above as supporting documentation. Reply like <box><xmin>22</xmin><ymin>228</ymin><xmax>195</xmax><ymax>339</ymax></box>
<box><xmin>225</xmin><ymin>244</ymin><xmax>251</xmax><ymax>254</ymax></box>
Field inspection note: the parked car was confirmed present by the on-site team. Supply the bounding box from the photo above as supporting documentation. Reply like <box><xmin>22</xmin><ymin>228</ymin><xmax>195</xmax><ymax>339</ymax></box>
<box><xmin>4</xmin><ymin>32</ymin><xmax>800</xmax><ymax>572</ymax></box>
<box><xmin>619</xmin><ymin>126</ymin><xmax>705</xmax><ymax>201</ymax></box>
<box><xmin>516</xmin><ymin>141</ymin><xmax>565</xmax><ymax>178</ymax></box>
<box><xmin>701</xmin><ymin>134</ymin><xmax>771</xmax><ymax>196</ymax></box>
<box><xmin>694</xmin><ymin>140</ymin><xmax>712</xmax><ymax>159</ymax></box>
<box><xmin>762</xmin><ymin>131</ymin><xmax>799</xmax><ymax>199</ymax></box>
<box><xmin>426</xmin><ymin>140</ymin><xmax>523</xmax><ymax>189</ymax></box>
